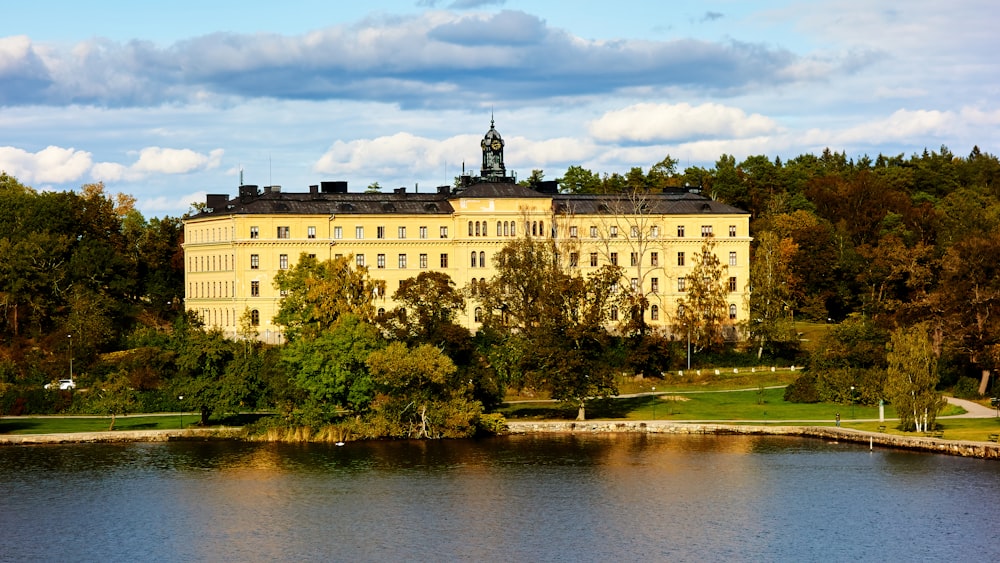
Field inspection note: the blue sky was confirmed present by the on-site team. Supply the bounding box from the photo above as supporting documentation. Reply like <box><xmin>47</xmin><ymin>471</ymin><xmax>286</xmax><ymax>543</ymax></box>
<box><xmin>1</xmin><ymin>0</ymin><xmax>996</xmax><ymax>218</ymax></box>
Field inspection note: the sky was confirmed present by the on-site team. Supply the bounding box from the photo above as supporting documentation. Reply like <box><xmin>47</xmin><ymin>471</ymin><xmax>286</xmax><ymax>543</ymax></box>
<box><xmin>1</xmin><ymin>0</ymin><xmax>997</xmax><ymax>218</ymax></box>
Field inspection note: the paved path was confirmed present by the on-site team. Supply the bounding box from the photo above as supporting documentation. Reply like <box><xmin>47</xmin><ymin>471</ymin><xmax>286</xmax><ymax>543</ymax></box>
<box><xmin>944</xmin><ymin>396</ymin><xmax>997</xmax><ymax>418</ymax></box>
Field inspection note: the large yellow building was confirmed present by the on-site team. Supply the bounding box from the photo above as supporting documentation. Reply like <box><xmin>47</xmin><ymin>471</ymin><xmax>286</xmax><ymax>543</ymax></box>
<box><xmin>183</xmin><ymin>122</ymin><xmax>751</xmax><ymax>342</ymax></box>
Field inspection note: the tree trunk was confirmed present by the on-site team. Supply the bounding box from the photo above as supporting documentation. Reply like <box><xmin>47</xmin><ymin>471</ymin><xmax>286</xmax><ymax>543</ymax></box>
<box><xmin>979</xmin><ymin>369</ymin><xmax>991</xmax><ymax>396</ymax></box>
<box><xmin>200</xmin><ymin>405</ymin><xmax>210</xmax><ymax>426</ymax></box>
<box><xmin>419</xmin><ymin>405</ymin><xmax>429</xmax><ymax>438</ymax></box>
<box><xmin>108</xmin><ymin>413</ymin><xmax>116</xmax><ymax>431</ymax></box>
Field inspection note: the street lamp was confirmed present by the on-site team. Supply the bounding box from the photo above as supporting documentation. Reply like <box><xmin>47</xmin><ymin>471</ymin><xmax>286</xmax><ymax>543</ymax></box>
<box><xmin>67</xmin><ymin>334</ymin><xmax>73</xmax><ymax>382</ymax></box>
<box><xmin>850</xmin><ymin>386</ymin><xmax>855</xmax><ymax>419</ymax></box>
<box><xmin>178</xmin><ymin>395</ymin><xmax>184</xmax><ymax>429</ymax></box>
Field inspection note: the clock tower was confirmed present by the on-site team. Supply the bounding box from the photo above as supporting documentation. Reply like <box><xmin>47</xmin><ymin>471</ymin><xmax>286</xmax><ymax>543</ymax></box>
<box><xmin>480</xmin><ymin>117</ymin><xmax>507</xmax><ymax>181</ymax></box>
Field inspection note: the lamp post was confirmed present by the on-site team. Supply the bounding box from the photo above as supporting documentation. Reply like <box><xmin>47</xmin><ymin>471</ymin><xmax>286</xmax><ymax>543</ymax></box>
<box><xmin>67</xmin><ymin>334</ymin><xmax>73</xmax><ymax>382</ymax></box>
<box><xmin>850</xmin><ymin>386</ymin><xmax>855</xmax><ymax>419</ymax></box>
<box><xmin>652</xmin><ymin>386</ymin><xmax>656</xmax><ymax>420</ymax></box>
<box><xmin>178</xmin><ymin>396</ymin><xmax>184</xmax><ymax>429</ymax></box>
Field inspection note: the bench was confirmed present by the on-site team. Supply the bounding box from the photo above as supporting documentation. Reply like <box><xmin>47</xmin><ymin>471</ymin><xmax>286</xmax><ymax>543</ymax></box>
<box><xmin>923</xmin><ymin>430</ymin><xmax>944</xmax><ymax>438</ymax></box>
<box><xmin>988</xmin><ymin>433</ymin><xmax>998</xmax><ymax>443</ymax></box>
<box><xmin>877</xmin><ymin>425</ymin><xmax>886</xmax><ymax>433</ymax></box>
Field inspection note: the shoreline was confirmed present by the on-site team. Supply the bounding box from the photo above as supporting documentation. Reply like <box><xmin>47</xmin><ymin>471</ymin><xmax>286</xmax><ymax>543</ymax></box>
<box><xmin>3</xmin><ymin>421</ymin><xmax>998</xmax><ymax>459</ymax></box>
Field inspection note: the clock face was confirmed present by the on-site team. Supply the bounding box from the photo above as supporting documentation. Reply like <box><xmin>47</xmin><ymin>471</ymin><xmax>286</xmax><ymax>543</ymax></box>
<box><xmin>491</xmin><ymin>140</ymin><xmax>501</xmax><ymax>150</ymax></box>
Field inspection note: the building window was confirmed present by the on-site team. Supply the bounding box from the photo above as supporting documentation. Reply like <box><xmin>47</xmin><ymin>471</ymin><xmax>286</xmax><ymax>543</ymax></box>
<box><xmin>250</xmin><ymin>226</ymin><xmax>259</xmax><ymax>239</ymax></box>
<box><xmin>677</xmin><ymin>252</ymin><xmax>685</xmax><ymax>266</ymax></box>
<box><xmin>474</xmin><ymin>307</ymin><xmax>483</xmax><ymax>323</ymax></box>
<box><xmin>356</xmin><ymin>254</ymin><xmax>365</xmax><ymax>267</ymax></box>
<box><xmin>419</xmin><ymin>253</ymin><xmax>428</xmax><ymax>268</ymax></box>
<box><xmin>590</xmin><ymin>252</ymin><xmax>598</xmax><ymax>267</ymax></box>
<box><xmin>250</xmin><ymin>254</ymin><xmax>259</xmax><ymax>269</ymax></box>
<box><xmin>440</xmin><ymin>226</ymin><xmax>448</xmax><ymax>238</ymax></box>
<box><xmin>419</xmin><ymin>226</ymin><xmax>427</xmax><ymax>239</ymax></box>
<box><xmin>729</xmin><ymin>225</ymin><xmax>737</xmax><ymax>237</ymax></box>
<box><xmin>631</xmin><ymin>226</ymin><xmax>639</xmax><ymax>238</ymax></box>
<box><xmin>610</xmin><ymin>252</ymin><xmax>618</xmax><ymax>266</ymax></box>
<box><xmin>377</xmin><ymin>226</ymin><xmax>386</xmax><ymax>239</ymax></box>
<box><xmin>307</xmin><ymin>254</ymin><xmax>316</xmax><ymax>259</ymax></box>
<box><xmin>497</xmin><ymin>221</ymin><xmax>503</xmax><ymax>236</ymax></box>
<box><xmin>307</xmin><ymin>226</ymin><xmax>316</xmax><ymax>239</ymax></box>
<box><xmin>677</xmin><ymin>225</ymin><xmax>685</xmax><ymax>237</ymax></box>
<box><xmin>398</xmin><ymin>254</ymin><xmax>407</xmax><ymax>269</ymax></box>
<box><xmin>277</xmin><ymin>226</ymin><xmax>290</xmax><ymax>239</ymax></box>
<box><xmin>471</xmin><ymin>252</ymin><xmax>478</xmax><ymax>268</ymax></box>
<box><xmin>510</xmin><ymin>222</ymin><xmax>515</xmax><ymax>236</ymax></box>
<box><xmin>701</xmin><ymin>225</ymin><xmax>713</xmax><ymax>237</ymax></box>
<box><xmin>477</xmin><ymin>222</ymin><xmax>483</xmax><ymax>236</ymax></box>
<box><xmin>468</xmin><ymin>222</ymin><xmax>474</xmax><ymax>236</ymax></box>
<box><xmin>651</xmin><ymin>277</ymin><xmax>659</xmax><ymax>293</ymax></box>
<box><xmin>398</xmin><ymin>226</ymin><xmax>406</xmax><ymax>239</ymax></box>
<box><xmin>729</xmin><ymin>276</ymin><xmax>738</xmax><ymax>292</ymax></box>
<box><xmin>678</xmin><ymin>277</ymin><xmax>686</xmax><ymax>291</ymax></box>
<box><xmin>610</xmin><ymin>306</ymin><xmax>619</xmax><ymax>321</ymax></box>
<box><xmin>729</xmin><ymin>304</ymin><xmax>738</xmax><ymax>319</ymax></box>
<box><xmin>729</xmin><ymin>252</ymin><xmax>737</xmax><ymax>266</ymax></box>
<box><xmin>630</xmin><ymin>278</ymin><xmax>639</xmax><ymax>292</ymax></box>
<box><xmin>279</xmin><ymin>254</ymin><xmax>288</xmax><ymax>269</ymax></box>
<box><xmin>377</xmin><ymin>254</ymin><xmax>386</xmax><ymax>269</ymax></box>
<box><xmin>334</xmin><ymin>226</ymin><xmax>343</xmax><ymax>239</ymax></box>
<box><xmin>651</xmin><ymin>305</ymin><xmax>659</xmax><ymax>321</ymax></box>
<box><xmin>250</xmin><ymin>309</ymin><xmax>259</xmax><ymax>326</ymax></box>
<box><xmin>356</xmin><ymin>226</ymin><xmax>364</xmax><ymax>239</ymax></box>
<box><xmin>440</xmin><ymin>253</ymin><xmax>449</xmax><ymax>268</ymax></box>
<box><xmin>650</xmin><ymin>226</ymin><xmax>659</xmax><ymax>238</ymax></box>
<box><xmin>569</xmin><ymin>252</ymin><xmax>579</xmax><ymax>267</ymax></box>
<box><xmin>630</xmin><ymin>252</ymin><xmax>638</xmax><ymax>267</ymax></box>
<box><xmin>479</xmin><ymin>251</ymin><xmax>486</xmax><ymax>268</ymax></box>
<box><xmin>610</xmin><ymin>226</ymin><xmax>618</xmax><ymax>238</ymax></box>
<box><xmin>650</xmin><ymin>252</ymin><xmax>659</xmax><ymax>267</ymax></box>
<box><xmin>590</xmin><ymin>226</ymin><xmax>598</xmax><ymax>238</ymax></box>
<box><xmin>250</xmin><ymin>281</ymin><xmax>260</xmax><ymax>297</ymax></box>
<box><xmin>569</xmin><ymin>226</ymin><xmax>578</xmax><ymax>238</ymax></box>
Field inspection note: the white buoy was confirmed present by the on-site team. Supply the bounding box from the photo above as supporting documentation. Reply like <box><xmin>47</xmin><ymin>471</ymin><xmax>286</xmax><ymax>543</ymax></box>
<box><xmin>870</xmin><ymin>437</ymin><xmax>873</xmax><ymax>451</ymax></box>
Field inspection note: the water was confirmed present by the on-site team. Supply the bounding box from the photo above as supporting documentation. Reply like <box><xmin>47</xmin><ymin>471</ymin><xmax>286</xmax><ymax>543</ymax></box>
<box><xmin>1</xmin><ymin>434</ymin><xmax>998</xmax><ymax>562</ymax></box>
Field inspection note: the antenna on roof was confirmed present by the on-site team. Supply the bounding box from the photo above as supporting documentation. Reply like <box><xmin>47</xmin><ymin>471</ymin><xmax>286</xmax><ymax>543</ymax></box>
<box><xmin>239</xmin><ymin>165</ymin><xmax>244</xmax><ymax>186</ymax></box>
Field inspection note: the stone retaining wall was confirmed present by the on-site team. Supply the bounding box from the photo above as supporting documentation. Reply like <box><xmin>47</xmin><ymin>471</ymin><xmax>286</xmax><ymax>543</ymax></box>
<box><xmin>0</xmin><ymin>427</ymin><xmax>241</xmax><ymax>446</ymax></box>
<box><xmin>506</xmin><ymin>420</ymin><xmax>1000</xmax><ymax>460</ymax></box>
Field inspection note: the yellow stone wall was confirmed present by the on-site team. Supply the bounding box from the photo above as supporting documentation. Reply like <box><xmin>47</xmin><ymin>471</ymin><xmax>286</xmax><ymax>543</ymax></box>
<box><xmin>183</xmin><ymin>194</ymin><xmax>750</xmax><ymax>342</ymax></box>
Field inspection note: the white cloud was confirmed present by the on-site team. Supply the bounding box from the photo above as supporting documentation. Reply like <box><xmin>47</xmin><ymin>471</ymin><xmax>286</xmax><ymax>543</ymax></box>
<box><xmin>131</xmin><ymin>147</ymin><xmax>224</xmax><ymax>174</ymax></box>
<box><xmin>588</xmin><ymin>102</ymin><xmax>780</xmax><ymax>143</ymax></box>
<box><xmin>0</xmin><ymin>145</ymin><xmax>92</xmax><ymax>184</ymax></box>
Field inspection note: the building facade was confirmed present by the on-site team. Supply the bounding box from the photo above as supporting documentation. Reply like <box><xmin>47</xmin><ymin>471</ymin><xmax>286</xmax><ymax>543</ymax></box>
<box><xmin>183</xmin><ymin>122</ymin><xmax>751</xmax><ymax>342</ymax></box>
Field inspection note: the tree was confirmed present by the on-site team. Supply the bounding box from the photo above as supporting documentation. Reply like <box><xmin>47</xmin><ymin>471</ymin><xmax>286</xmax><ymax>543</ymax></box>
<box><xmin>746</xmin><ymin>230</ymin><xmax>798</xmax><ymax>359</ymax></box>
<box><xmin>674</xmin><ymin>238</ymin><xmax>731</xmax><ymax>354</ymax></box>
<box><xmin>274</xmin><ymin>254</ymin><xmax>385</xmax><ymax>341</ymax></box>
<box><xmin>281</xmin><ymin>314</ymin><xmax>382</xmax><ymax>418</ymax></box>
<box><xmin>90</xmin><ymin>370</ymin><xmax>140</xmax><ymax>430</ymax></box>
<box><xmin>475</xmin><ymin>236</ymin><xmax>621</xmax><ymax>419</ymax></box>
<box><xmin>885</xmin><ymin>324</ymin><xmax>947</xmax><ymax>432</ymax></box>
<box><xmin>384</xmin><ymin>271</ymin><xmax>466</xmax><ymax>344</ymax></box>
<box><xmin>365</xmin><ymin>341</ymin><xmax>481</xmax><ymax>438</ymax></box>
<box><xmin>559</xmin><ymin>166</ymin><xmax>602</xmax><ymax>194</ymax></box>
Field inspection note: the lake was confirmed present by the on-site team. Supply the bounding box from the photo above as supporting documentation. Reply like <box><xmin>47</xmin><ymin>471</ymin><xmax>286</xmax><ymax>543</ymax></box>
<box><xmin>1</xmin><ymin>434</ymin><xmax>997</xmax><ymax>562</ymax></box>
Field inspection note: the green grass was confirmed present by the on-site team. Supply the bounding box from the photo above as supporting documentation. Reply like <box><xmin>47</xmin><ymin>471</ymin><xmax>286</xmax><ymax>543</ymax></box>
<box><xmin>0</xmin><ymin>413</ymin><xmax>261</xmax><ymax>435</ymax></box>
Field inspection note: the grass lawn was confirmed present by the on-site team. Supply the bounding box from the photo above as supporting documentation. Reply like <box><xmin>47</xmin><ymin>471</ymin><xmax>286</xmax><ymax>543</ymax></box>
<box><xmin>0</xmin><ymin>413</ymin><xmax>261</xmax><ymax>435</ymax></box>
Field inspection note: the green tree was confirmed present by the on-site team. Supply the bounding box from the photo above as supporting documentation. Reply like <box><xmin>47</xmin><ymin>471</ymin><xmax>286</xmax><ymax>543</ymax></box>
<box><xmin>559</xmin><ymin>166</ymin><xmax>603</xmax><ymax>194</ymax></box>
<box><xmin>274</xmin><ymin>254</ymin><xmax>385</xmax><ymax>341</ymax></box>
<box><xmin>746</xmin><ymin>230</ymin><xmax>798</xmax><ymax>359</ymax></box>
<box><xmin>885</xmin><ymin>324</ymin><xmax>947</xmax><ymax>432</ymax></box>
<box><xmin>90</xmin><ymin>369</ymin><xmax>140</xmax><ymax>431</ymax></box>
<box><xmin>281</xmin><ymin>314</ymin><xmax>382</xmax><ymax>418</ymax></box>
<box><xmin>674</xmin><ymin>238</ymin><xmax>731</xmax><ymax>354</ymax></box>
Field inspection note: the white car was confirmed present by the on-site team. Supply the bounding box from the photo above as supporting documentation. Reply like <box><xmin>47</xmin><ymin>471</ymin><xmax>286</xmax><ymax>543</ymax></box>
<box><xmin>44</xmin><ymin>379</ymin><xmax>76</xmax><ymax>390</ymax></box>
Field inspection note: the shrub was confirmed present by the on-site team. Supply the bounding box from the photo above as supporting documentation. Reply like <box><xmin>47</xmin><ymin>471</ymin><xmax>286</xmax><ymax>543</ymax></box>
<box><xmin>953</xmin><ymin>376</ymin><xmax>982</xmax><ymax>399</ymax></box>
<box><xmin>784</xmin><ymin>373</ymin><xmax>821</xmax><ymax>403</ymax></box>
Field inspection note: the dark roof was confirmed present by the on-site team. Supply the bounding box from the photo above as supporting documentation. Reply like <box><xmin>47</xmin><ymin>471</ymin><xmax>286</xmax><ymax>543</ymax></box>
<box><xmin>195</xmin><ymin>185</ymin><xmax>746</xmax><ymax>218</ymax></box>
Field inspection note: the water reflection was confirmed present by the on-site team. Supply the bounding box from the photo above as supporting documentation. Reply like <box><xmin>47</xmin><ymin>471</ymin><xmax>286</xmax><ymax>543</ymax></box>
<box><xmin>1</xmin><ymin>435</ymin><xmax>998</xmax><ymax>562</ymax></box>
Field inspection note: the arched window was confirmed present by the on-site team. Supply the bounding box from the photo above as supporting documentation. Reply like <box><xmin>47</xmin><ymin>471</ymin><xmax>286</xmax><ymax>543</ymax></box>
<box><xmin>729</xmin><ymin>304</ymin><xmax>737</xmax><ymax>319</ymax></box>
<box><xmin>497</xmin><ymin>221</ymin><xmax>502</xmax><ymax>236</ymax></box>
<box><xmin>479</xmin><ymin>251</ymin><xmax>486</xmax><ymax>267</ymax></box>
<box><xmin>475</xmin><ymin>307</ymin><xmax>483</xmax><ymax>323</ymax></box>
<box><xmin>469</xmin><ymin>221</ymin><xmax>474</xmax><ymax>236</ymax></box>
<box><xmin>471</xmin><ymin>251</ymin><xmax>478</xmax><ymax>267</ymax></box>
<box><xmin>539</xmin><ymin>221</ymin><xmax>544</xmax><ymax>237</ymax></box>
<box><xmin>470</xmin><ymin>279</ymin><xmax>478</xmax><ymax>296</ymax></box>
<box><xmin>250</xmin><ymin>309</ymin><xmax>260</xmax><ymax>326</ymax></box>
<box><xmin>510</xmin><ymin>222</ymin><xmax>515</xmax><ymax>237</ymax></box>
<box><xmin>503</xmin><ymin>221</ymin><xmax>509</xmax><ymax>236</ymax></box>
<box><xmin>651</xmin><ymin>305</ymin><xmax>659</xmax><ymax>321</ymax></box>
<box><xmin>377</xmin><ymin>307</ymin><xmax>385</xmax><ymax>316</ymax></box>
<box><xmin>532</xmin><ymin>221</ymin><xmax>537</xmax><ymax>236</ymax></box>
<box><xmin>475</xmin><ymin>222</ymin><xmax>481</xmax><ymax>236</ymax></box>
